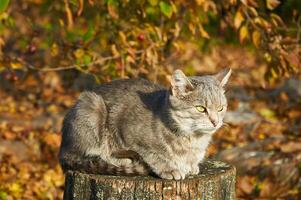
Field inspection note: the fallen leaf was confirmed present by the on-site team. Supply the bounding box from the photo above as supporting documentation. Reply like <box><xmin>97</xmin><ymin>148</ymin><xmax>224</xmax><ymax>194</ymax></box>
<box><xmin>280</xmin><ymin>141</ymin><xmax>301</xmax><ymax>153</ymax></box>
<box><xmin>259</xmin><ymin>179</ymin><xmax>273</xmax><ymax>198</ymax></box>
<box><xmin>43</xmin><ymin>133</ymin><xmax>61</xmax><ymax>148</ymax></box>
<box><xmin>238</xmin><ymin>176</ymin><xmax>254</xmax><ymax>194</ymax></box>
<box><xmin>258</xmin><ymin>108</ymin><xmax>277</xmax><ymax>122</ymax></box>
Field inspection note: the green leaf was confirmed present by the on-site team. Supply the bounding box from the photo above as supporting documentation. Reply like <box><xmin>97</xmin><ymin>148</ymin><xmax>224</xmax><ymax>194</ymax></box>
<box><xmin>159</xmin><ymin>1</ymin><xmax>172</xmax><ymax>18</ymax></box>
<box><xmin>0</xmin><ymin>190</ymin><xmax>8</xmax><ymax>200</ymax></box>
<box><xmin>0</xmin><ymin>0</ymin><xmax>9</xmax><ymax>13</ymax></box>
<box><xmin>83</xmin><ymin>54</ymin><xmax>91</xmax><ymax>65</ymax></box>
<box><xmin>82</xmin><ymin>23</ymin><xmax>94</xmax><ymax>43</ymax></box>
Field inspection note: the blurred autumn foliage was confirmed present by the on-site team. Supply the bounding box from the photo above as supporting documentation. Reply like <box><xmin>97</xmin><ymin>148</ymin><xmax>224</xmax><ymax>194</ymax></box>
<box><xmin>0</xmin><ymin>0</ymin><xmax>301</xmax><ymax>199</ymax></box>
<box><xmin>0</xmin><ymin>0</ymin><xmax>300</xmax><ymax>81</ymax></box>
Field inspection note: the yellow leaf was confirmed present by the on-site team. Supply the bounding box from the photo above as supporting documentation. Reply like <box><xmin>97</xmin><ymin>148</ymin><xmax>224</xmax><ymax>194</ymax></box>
<box><xmin>10</xmin><ymin>62</ymin><xmax>22</xmax><ymax>69</ymax></box>
<box><xmin>148</xmin><ymin>0</ymin><xmax>158</xmax><ymax>6</ymax></box>
<box><xmin>188</xmin><ymin>23</ymin><xmax>196</xmax><ymax>35</ymax></box>
<box><xmin>234</xmin><ymin>11</ymin><xmax>244</xmax><ymax>29</ymax></box>
<box><xmin>196</xmin><ymin>0</ymin><xmax>205</xmax><ymax>5</ymax></box>
<box><xmin>258</xmin><ymin>133</ymin><xmax>265</xmax><ymax>140</ymax></box>
<box><xmin>266</xmin><ymin>0</ymin><xmax>280</xmax><ymax>10</ymax></box>
<box><xmin>254</xmin><ymin>17</ymin><xmax>271</xmax><ymax>29</ymax></box>
<box><xmin>248</xmin><ymin>7</ymin><xmax>258</xmax><ymax>17</ymax></box>
<box><xmin>0</xmin><ymin>66</ymin><xmax>5</xmax><ymax>72</ymax></box>
<box><xmin>170</xmin><ymin>1</ymin><xmax>177</xmax><ymax>13</ymax></box>
<box><xmin>111</xmin><ymin>45</ymin><xmax>119</xmax><ymax>57</ymax></box>
<box><xmin>50</xmin><ymin>43</ymin><xmax>59</xmax><ymax>57</ymax></box>
<box><xmin>199</xmin><ymin>24</ymin><xmax>210</xmax><ymax>39</ymax></box>
<box><xmin>59</xmin><ymin>19</ymin><xmax>64</xmax><ymax>27</ymax></box>
<box><xmin>252</xmin><ymin>30</ymin><xmax>261</xmax><ymax>48</ymax></box>
<box><xmin>174</xmin><ymin>22</ymin><xmax>180</xmax><ymax>37</ymax></box>
<box><xmin>118</xmin><ymin>31</ymin><xmax>127</xmax><ymax>45</ymax></box>
<box><xmin>74</xmin><ymin>49</ymin><xmax>85</xmax><ymax>59</ymax></box>
<box><xmin>264</xmin><ymin>53</ymin><xmax>272</xmax><ymax>63</ymax></box>
<box><xmin>270</xmin><ymin>13</ymin><xmax>284</xmax><ymax>26</ymax></box>
<box><xmin>239</xmin><ymin>25</ymin><xmax>249</xmax><ymax>43</ymax></box>
<box><xmin>8</xmin><ymin>182</ymin><xmax>23</xmax><ymax>197</ymax></box>
<box><xmin>258</xmin><ymin>108</ymin><xmax>277</xmax><ymax>122</ymax></box>
<box><xmin>47</xmin><ymin>104</ymin><xmax>59</xmax><ymax>113</ymax></box>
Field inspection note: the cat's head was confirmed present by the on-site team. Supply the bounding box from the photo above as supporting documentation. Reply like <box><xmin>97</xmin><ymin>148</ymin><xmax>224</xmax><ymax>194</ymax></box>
<box><xmin>168</xmin><ymin>68</ymin><xmax>231</xmax><ymax>135</ymax></box>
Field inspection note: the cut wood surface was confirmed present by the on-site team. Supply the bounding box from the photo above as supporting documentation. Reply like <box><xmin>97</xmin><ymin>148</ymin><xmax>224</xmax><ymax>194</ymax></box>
<box><xmin>63</xmin><ymin>160</ymin><xmax>236</xmax><ymax>200</ymax></box>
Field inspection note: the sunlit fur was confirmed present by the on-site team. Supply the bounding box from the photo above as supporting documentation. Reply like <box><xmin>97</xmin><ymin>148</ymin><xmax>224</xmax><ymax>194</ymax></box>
<box><xmin>169</xmin><ymin>75</ymin><xmax>228</xmax><ymax>136</ymax></box>
<box><xmin>59</xmin><ymin>69</ymin><xmax>231</xmax><ymax>180</ymax></box>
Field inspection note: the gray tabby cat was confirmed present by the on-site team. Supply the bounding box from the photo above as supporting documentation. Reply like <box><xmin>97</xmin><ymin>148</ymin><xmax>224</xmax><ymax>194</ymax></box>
<box><xmin>58</xmin><ymin>68</ymin><xmax>231</xmax><ymax>180</ymax></box>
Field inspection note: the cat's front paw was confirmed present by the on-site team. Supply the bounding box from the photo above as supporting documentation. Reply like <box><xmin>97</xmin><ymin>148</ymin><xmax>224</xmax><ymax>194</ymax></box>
<box><xmin>189</xmin><ymin>165</ymin><xmax>200</xmax><ymax>176</ymax></box>
<box><xmin>159</xmin><ymin>170</ymin><xmax>185</xmax><ymax>180</ymax></box>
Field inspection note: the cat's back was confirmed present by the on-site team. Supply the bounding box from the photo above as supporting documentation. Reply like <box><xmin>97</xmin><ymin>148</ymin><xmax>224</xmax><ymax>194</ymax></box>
<box><xmin>93</xmin><ymin>78</ymin><xmax>166</xmax><ymax>105</ymax></box>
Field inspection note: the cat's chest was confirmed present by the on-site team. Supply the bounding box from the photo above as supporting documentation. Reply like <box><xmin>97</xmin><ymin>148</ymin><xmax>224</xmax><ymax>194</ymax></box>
<box><xmin>172</xmin><ymin>134</ymin><xmax>212</xmax><ymax>160</ymax></box>
<box><xmin>165</xmin><ymin>135</ymin><xmax>211</xmax><ymax>174</ymax></box>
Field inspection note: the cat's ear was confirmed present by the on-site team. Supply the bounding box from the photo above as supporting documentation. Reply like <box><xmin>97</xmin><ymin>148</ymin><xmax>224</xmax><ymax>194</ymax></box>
<box><xmin>214</xmin><ymin>68</ymin><xmax>232</xmax><ymax>87</ymax></box>
<box><xmin>170</xmin><ymin>69</ymin><xmax>194</xmax><ymax>96</ymax></box>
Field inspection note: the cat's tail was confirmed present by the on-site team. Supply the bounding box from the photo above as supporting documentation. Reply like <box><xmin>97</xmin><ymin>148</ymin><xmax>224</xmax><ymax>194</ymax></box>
<box><xmin>59</xmin><ymin>154</ymin><xmax>150</xmax><ymax>176</ymax></box>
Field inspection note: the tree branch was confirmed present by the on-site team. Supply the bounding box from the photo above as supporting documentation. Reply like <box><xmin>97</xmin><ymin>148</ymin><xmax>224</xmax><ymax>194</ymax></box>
<box><xmin>12</xmin><ymin>45</ymin><xmax>157</xmax><ymax>72</ymax></box>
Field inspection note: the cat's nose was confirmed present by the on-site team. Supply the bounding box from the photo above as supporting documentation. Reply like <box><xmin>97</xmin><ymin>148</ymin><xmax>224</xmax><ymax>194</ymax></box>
<box><xmin>209</xmin><ymin>117</ymin><xmax>218</xmax><ymax>127</ymax></box>
<box><xmin>211</xmin><ymin>120</ymin><xmax>218</xmax><ymax>127</ymax></box>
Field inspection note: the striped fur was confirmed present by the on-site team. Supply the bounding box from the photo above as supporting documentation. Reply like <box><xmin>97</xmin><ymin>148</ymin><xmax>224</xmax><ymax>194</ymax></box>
<box><xmin>60</xmin><ymin>155</ymin><xmax>149</xmax><ymax>176</ymax></box>
<box><xmin>58</xmin><ymin>69</ymin><xmax>231</xmax><ymax>179</ymax></box>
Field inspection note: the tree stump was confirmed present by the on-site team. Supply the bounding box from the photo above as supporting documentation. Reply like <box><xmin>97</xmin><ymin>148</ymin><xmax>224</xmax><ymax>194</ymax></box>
<box><xmin>63</xmin><ymin>160</ymin><xmax>236</xmax><ymax>200</ymax></box>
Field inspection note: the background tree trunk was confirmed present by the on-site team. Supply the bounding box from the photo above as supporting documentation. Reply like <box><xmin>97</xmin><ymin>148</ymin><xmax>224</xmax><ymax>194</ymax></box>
<box><xmin>63</xmin><ymin>160</ymin><xmax>236</xmax><ymax>200</ymax></box>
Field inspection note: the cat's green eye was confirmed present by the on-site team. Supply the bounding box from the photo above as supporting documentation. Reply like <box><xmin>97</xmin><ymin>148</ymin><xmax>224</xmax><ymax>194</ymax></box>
<box><xmin>217</xmin><ymin>106</ymin><xmax>224</xmax><ymax>112</ymax></box>
<box><xmin>195</xmin><ymin>106</ymin><xmax>206</xmax><ymax>113</ymax></box>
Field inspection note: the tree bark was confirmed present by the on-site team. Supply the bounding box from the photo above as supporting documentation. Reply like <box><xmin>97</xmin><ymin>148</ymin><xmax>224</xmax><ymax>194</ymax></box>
<box><xmin>63</xmin><ymin>160</ymin><xmax>236</xmax><ymax>200</ymax></box>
